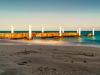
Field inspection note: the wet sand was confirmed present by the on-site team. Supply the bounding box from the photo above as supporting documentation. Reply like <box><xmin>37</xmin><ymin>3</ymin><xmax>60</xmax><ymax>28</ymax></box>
<box><xmin>0</xmin><ymin>40</ymin><xmax>100</xmax><ymax>75</ymax></box>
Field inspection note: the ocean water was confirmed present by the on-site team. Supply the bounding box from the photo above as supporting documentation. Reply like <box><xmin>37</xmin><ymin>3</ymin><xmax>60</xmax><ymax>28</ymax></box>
<box><xmin>0</xmin><ymin>31</ymin><xmax>100</xmax><ymax>47</ymax></box>
<box><xmin>77</xmin><ymin>31</ymin><xmax>100</xmax><ymax>47</ymax></box>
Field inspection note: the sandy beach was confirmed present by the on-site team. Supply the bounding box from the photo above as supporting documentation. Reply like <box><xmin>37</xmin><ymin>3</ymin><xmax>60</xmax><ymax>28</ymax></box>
<box><xmin>0</xmin><ymin>40</ymin><xmax>100</xmax><ymax>75</ymax></box>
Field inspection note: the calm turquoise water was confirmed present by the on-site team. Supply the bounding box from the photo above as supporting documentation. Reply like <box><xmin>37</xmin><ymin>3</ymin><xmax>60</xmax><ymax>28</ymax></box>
<box><xmin>79</xmin><ymin>31</ymin><xmax>100</xmax><ymax>46</ymax></box>
<box><xmin>0</xmin><ymin>31</ymin><xmax>100</xmax><ymax>46</ymax></box>
<box><xmin>63</xmin><ymin>31</ymin><xmax>100</xmax><ymax>47</ymax></box>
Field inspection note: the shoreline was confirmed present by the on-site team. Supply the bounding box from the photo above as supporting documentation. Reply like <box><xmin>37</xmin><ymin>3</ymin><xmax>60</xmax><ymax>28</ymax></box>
<box><xmin>0</xmin><ymin>39</ymin><xmax>100</xmax><ymax>48</ymax></box>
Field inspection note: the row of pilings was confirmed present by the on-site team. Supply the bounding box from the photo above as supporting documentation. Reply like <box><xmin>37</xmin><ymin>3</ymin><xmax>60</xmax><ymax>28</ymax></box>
<box><xmin>0</xmin><ymin>25</ymin><xmax>95</xmax><ymax>40</ymax></box>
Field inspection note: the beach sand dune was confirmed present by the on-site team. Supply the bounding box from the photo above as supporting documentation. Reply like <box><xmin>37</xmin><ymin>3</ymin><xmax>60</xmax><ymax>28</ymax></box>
<box><xmin>0</xmin><ymin>45</ymin><xmax>100</xmax><ymax>75</ymax></box>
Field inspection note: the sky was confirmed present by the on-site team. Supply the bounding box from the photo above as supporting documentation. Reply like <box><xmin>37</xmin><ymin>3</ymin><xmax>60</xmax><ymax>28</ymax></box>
<box><xmin>0</xmin><ymin>0</ymin><xmax>100</xmax><ymax>30</ymax></box>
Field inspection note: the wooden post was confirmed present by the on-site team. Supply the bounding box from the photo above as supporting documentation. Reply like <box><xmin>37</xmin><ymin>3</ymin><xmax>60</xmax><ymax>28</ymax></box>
<box><xmin>92</xmin><ymin>28</ymin><xmax>95</xmax><ymax>36</ymax></box>
<box><xmin>77</xmin><ymin>28</ymin><xmax>79</xmax><ymax>34</ymax></box>
<box><xmin>42</xmin><ymin>26</ymin><xmax>44</xmax><ymax>33</ymax></box>
<box><xmin>11</xmin><ymin>26</ymin><xmax>14</xmax><ymax>33</ymax></box>
<box><xmin>62</xmin><ymin>27</ymin><xmax>64</xmax><ymax>33</ymax></box>
<box><xmin>59</xmin><ymin>26</ymin><xmax>62</xmax><ymax>36</ymax></box>
<box><xmin>78</xmin><ymin>28</ymin><xmax>81</xmax><ymax>36</ymax></box>
<box><xmin>29</xmin><ymin>25</ymin><xmax>32</xmax><ymax>40</ymax></box>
